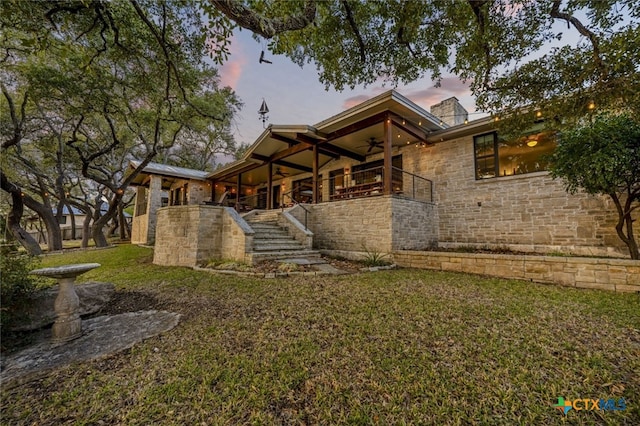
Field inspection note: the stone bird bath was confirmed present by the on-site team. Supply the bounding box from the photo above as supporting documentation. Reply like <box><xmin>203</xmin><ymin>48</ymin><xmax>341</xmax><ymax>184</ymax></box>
<box><xmin>30</xmin><ymin>263</ymin><xmax>100</xmax><ymax>343</ymax></box>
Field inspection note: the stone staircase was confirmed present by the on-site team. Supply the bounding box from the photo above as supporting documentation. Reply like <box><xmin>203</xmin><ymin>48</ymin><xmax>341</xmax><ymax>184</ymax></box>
<box><xmin>245</xmin><ymin>210</ymin><xmax>321</xmax><ymax>263</ymax></box>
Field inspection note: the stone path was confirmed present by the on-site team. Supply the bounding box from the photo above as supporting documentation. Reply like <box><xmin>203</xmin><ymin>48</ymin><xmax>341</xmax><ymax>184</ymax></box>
<box><xmin>1</xmin><ymin>310</ymin><xmax>180</xmax><ymax>389</ymax></box>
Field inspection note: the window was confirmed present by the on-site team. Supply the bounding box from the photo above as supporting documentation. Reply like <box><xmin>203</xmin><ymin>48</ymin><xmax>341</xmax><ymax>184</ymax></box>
<box><xmin>474</xmin><ymin>131</ymin><xmax>556</xmax><ymax>179</ymax></box>
<box><xmin>58</xmin><ymin>216</ymin><xmax>67</xmax><ymax>225</ymax></box>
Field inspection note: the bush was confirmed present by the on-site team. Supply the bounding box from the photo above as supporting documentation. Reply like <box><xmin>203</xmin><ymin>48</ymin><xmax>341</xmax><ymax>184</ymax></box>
<box><xmin>361</xmin><ymin>244</ymin><xmax>390</xmax><ymax>267</ymax></box>
<box><xmin>0</xmin><ymin>243</ymin><xmax>39</xmax><ymax>332</ymax></box>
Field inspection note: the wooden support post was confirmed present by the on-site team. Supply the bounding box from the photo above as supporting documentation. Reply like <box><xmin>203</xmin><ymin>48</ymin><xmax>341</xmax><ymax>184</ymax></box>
<box><xmin>383</xmin><ymin>114</ymin><xmax>393</xmax><ymax>195</ymax></box>
<box><xmin>267</xmin><ymin>163</ymin><xmax>273</xmax><ymax>210</ymax></box>
<box><xmin>312</xmin><ymin>144</ymin><xmax>319</xmax><ymax>204</ymax></box>
<box><xmin>236</xmin><ymin>173</ymin><xmax>242</xmax><ymax>211</ymax></box>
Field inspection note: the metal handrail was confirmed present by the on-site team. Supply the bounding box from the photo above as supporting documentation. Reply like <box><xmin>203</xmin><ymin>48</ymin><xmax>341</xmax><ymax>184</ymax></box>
<box><xmin>235</xmin><ymin>193</ymin><xmax>260</xmax><ymax>212</ymax></box>
<box><xmin>282</xmin><ymin>190</ymin><xmax>310</xmax><ymax>231</ymax></box>
<box><xmin>392</xmin><ymin>166</ymin><xmax>434</xmax><ymax>202</ymax></box>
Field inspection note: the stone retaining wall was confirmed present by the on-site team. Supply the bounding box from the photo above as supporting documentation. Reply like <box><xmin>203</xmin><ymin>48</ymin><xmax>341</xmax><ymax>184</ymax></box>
<box><xmin>289</xmin><ymin>195</ymin><xmax>437</xmax><ymax>254</ymax></box>
<box><xmin>393</xmin><ymin>250</ymin><xmax>640</xmax><ymax>293</ymax></box>
<box><xmin>153</xmin><ymin>205</ymin><xmax>253</xmax><ymax>267</ymax></box>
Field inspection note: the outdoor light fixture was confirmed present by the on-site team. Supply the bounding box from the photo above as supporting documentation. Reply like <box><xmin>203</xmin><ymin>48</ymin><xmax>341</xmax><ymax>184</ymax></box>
<box><xmin>588</xmin><ymin>100</ymin><xmax>596</xmax><ymax>110</ymax></box>
<box><xmin>527</xmin><ymin>138</ymin><xmax>538</xmax><ymax>147</ymax></box>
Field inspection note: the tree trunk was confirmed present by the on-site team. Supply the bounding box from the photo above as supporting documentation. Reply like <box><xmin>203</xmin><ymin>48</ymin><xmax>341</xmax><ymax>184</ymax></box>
<box><xmin>91</xmin><ymin>203</ymin><xmax>109</xmax><ymax>247</ymax></box>
<box><xmin>81</xmin><ymin>212</ymin><xmax>91</xmax><ymax>248</ymax></box>
<box><xmin>0</xmin><ymin>173</ymin><xmax>42</xmax><ymax>255</ymax></box>
<box><xmin>611</xmin><ymin>193</ymin><xmax>639</xmax><ymax>260</ymax></box>
<box><xmin>118</xmin><ymin>206</ymin><xmax>129</xmax><ymax>240</ymax></box>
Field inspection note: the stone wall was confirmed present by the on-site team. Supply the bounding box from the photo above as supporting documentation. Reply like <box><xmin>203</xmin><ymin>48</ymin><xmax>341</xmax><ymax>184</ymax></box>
<box><xmin>393</xmin><ymin>251</ymin><xmax>640</xmax><ymax>293</ymax></box>
<box><xmin>401</xmin><ymin>136</ymin><xmax>638</xmax><ymax>257</ymax></box>
<box><xmin>153</xmin><ymin>205</ymin><xmax>253</xmax><ymax>267</ymax></box>
<box><xmin>130</xmin><ymin>213</ymin><xmax>149</xmax><ymax>245</ymax></box>
<box><xmin>289</xmin><ymin>196</ymin><xmax>438</xmax><ymax>255</ymax></box>
<box><xmin>281</xmin><ymin>207</ymin><xmax>313</xmax><ymax>249</ymax></box>
<box><xmin>391</xmin><ymin>197</ymin><xmax>439</xmax><ymax>250</ymax></box>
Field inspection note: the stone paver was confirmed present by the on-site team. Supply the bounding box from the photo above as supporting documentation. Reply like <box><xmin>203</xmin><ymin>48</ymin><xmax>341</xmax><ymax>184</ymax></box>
<box><xmin>1</xmin><ymin>310</ymin><xmax>180</xmax><ymax>389</ymax></box>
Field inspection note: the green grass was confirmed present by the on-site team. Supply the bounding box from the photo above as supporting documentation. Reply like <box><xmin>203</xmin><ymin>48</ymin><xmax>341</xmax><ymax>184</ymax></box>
<box><xmin>2</xmin><ymin>245</ymin><xmax>639</xmax><ymax>425</ymax></box>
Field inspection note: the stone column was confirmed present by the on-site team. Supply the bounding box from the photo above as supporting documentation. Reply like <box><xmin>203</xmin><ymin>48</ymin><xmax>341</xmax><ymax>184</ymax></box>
<box><xmin>133</xmin><ymin>186</ymin><xmax>146</xmax><ymax>217</ymax></box>
<box><xmin>146</xmin><ymin>175</ymin><xmax>163</xmax><ymax>244</ymax></box>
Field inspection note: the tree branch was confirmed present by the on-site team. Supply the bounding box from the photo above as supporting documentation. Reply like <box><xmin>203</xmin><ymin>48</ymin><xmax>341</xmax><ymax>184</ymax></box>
<box><xmin>129</xmin><ymin>0</ymin><xmax>224</xmax><ymax>121</ymax></box>
<box><xmin>211</xmin><ymin>0</ymin><xmax>317</xmax><ymax>38</ymax></box>
<box><xmin>1</xmin><ymin>83</ymin><xmax>28</xmax><ymax>150</ymax></box>
<box><xmin>467</xmin><ymin>0</ymin><xmax>492</xmax><ymax>89</ymax></box>
<box><xmin>550</xmin><ymin>0</ymin><xmax>606</xmax><ymax>79</ymax></box>
<box><xmin>341</xmin><ymin>0</ymin><xmax>366</xmax><ymax>62</ymax></box>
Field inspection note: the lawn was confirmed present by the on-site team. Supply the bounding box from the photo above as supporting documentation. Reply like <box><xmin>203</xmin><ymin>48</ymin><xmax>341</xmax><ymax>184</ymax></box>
<box><xmin>2</xmin><ymin>244</ymin><xmax>639</xmax><ymax>425</ymax></box>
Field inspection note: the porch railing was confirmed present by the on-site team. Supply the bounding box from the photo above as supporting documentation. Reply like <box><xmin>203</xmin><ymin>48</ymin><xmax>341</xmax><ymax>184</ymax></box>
<box><xmin>235</xmin><ymin>193</ymin><xmax>260</xmax><ymax>212</ymax></box>
<box><xmin>321</xmin><ymin>165</ymin><xmax>433</xmax><ymax>203</ymax></box>
<box><xmin>393</xmin><ymin>166</ymin><xmax>433</xmax><ymax>203</ymax></box>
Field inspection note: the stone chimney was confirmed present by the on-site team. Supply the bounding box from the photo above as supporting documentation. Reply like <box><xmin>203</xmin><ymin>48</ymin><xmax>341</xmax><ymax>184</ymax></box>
<box><xmin>430</xmin><ymin>97</ymin><xmax>468</xmax><ymax>127</ymax></box>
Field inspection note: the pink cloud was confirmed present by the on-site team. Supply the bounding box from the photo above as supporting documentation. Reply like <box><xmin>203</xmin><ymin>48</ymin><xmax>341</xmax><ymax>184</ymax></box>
<box><xmin>343</xmin><ymin>95</ymin><xmax>370</xmax><ymax>109</ymax></box>
<box><xmin>219</xmin><ymin>35</ymin><xmax>248</xmax><ymax>89</ymax></box>
<box><xmin>342</xmin><ymin>78</ymin><xmax>474</xmax><ymax>112</ymax></box>
<box><xmin>342</xmin><ymin>85</ymin><xmax>391</xmax><ymax>109</ymax></box>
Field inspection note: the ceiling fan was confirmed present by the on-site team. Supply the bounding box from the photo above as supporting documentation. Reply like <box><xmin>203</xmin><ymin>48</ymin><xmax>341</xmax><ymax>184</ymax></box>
<box><xmin>358</xmin><ymin>137</ymin><xmax>384</xmax><ymax>153</ymax></box>
<box><xmin>273</xmin><ymin>167</ymin><xmax>289</xmax><ymax>178</ymax></box>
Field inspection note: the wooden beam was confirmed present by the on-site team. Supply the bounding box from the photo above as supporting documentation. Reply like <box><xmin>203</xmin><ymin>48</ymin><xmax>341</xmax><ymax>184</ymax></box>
<box><xmin>272</xmin><ymin>133</ymin><xmax>341</xmax><ymax>159</ymax></box>
<box><xmin>270</xmin><ymin>142</ymin><xmax>311</xmax><ymax>162</ymax></box>
<box><xmin>250</xmin><ymin>154</ymin><xmax>313</xmax><ymax>173</ymax></box>
<box><xmin>296</xmin><ymin>133</ymin><xmax>365</xmax><ymax>161</ymax></box>
<box><xmin>389</xmin><ymin>113</ymin><xmax>428</xmax><ymax>141</ymax></box>
<box><xmin>383</xmin><ymin>114</ymin><xmax>392</xmax><ymax>195</ymax></box>
<box><xmin>324</xmin><ymin>111</ymin><xmax>388</xmax><ymax>142</ymax></box>
<box><xmin>214</xmin><ymin>162</ymin><xmax>262</xmax><ymax>182</ymax></box>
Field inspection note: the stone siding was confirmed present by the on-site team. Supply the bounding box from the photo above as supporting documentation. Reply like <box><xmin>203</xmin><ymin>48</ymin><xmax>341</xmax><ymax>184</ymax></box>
<box><xmin>153</xmin><ymin>205</ymin><xmax>253</xmax><ymax>267</ymax></box>
<box><xmin>401</xmin><ymin>137</ymin><xmax>638</xmax><ymax>257</ymax></box>
<box><xmin>291</xmin><ymin>196</ymin><xmax>437</xmax><ymax>255</ymax></box>
<box><xmin>394</xmin><ymin>251</ymin><xmax>640</xmax><ymax>293</ymax></box>
<box><xmin>130</xmin><ymin>214</ymin><xmax>149</xmax><ymax>245</ymax></box>
<box><xmin>281</xmin><ymin>207</ymin><xmax>313</xmax><ymax>249</ymax></box>
<box><xmin>391</xmin><ymin>197</ymin><xmax>438</xmax><ymax>250</ymax></box>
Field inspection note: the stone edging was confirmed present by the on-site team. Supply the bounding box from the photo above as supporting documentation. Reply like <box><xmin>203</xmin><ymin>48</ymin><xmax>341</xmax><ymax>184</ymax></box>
<box><xmin>393</xmin><ymin>251</ymin><xmax>640</xmax><ymax>293</ymax></box>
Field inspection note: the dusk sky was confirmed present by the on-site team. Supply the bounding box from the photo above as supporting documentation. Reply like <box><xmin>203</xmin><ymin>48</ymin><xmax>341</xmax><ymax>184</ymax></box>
<box><xmin>218</xmin><ymin>30</ymin><xmax>480</xmax><ymax>153</ymax></box>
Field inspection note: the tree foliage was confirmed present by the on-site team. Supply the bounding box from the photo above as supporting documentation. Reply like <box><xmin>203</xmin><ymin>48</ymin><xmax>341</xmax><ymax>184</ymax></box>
<box><xmin>206</xmin><ymin>0</ymin><xmax>640</xmax><ymax>128</ymax></box>
<box><xmin>549</xmin><ymin>113</ymin><xmax>640</xmax><ymax>259</ymax></box>
<box><xmin>1</xmin><ymin>0</ymin><xmax>241</xmax><ymax>250</ymax></box>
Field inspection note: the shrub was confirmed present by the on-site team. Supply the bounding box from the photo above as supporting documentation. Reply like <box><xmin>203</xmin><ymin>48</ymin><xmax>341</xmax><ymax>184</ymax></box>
<box><xmin>361</xmin><ymin>244</ymin><xmax>390</xmax><ymax>267</ymax></box>
<box><xmin>0</xmin><ymin>243</ymin><xmax>39</xmax><ymax>332</ymax></box>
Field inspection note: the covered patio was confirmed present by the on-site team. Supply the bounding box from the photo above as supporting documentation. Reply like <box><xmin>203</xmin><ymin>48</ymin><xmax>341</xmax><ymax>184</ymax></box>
<box><xmin>209</xmin><ymin>91</ymin><xmax>441</xmax><ymax>210</ymax></box>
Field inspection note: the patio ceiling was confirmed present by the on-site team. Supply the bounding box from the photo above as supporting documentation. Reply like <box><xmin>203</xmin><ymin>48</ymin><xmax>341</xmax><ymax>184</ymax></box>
<box><xmin>210</xmin><ymin>90</ymin><xmax>445</xmax><ymax>186</ymax></box>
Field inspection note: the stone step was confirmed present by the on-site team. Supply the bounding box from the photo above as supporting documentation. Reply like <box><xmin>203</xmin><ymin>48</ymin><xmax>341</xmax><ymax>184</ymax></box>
<box><xmin>253</xmin><ymin>232</ymin><xmax>292</xmax><ymax>240</ymax></box>
<box><xmin>251</xmin><ymin>250</ymin><xmax>322</xmax><ymax>263</ymax></box>
<box><xmin>253</xmin><ymin>242</ymin><xmax>307</xmax><ymax>252</ymax></box>
<box><xmin>248</xmin><ymin>222</ymin><xmax>281</xmax><ymax>230</ymax></box>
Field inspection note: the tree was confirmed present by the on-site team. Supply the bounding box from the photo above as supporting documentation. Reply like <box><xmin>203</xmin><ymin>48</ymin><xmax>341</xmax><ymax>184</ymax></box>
<box><xmin>549</xmin><ymin>114</ymin><xmax>640</xmax><ymax>259</ymax></box>
<box><xmin>1</xmin><ymin>0</ymin><xmax>241</xmax><ymax>249</ymax></box>
<box><xmin>206</xmin><ymin>1</ymin><xmax>640</xmax><ymax>127</ymax></box>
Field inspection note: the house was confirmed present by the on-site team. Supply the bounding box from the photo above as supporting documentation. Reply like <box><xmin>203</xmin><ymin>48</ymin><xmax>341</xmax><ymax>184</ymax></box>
<box><xmin>26</xmin><ymin>205</ymin><xmax>132</xmax><ymax>242</ymax></box>
<box><xmin>130</xmin><ymin>90</ymin><xmax>637</xmax><ymax>266</ymax></box>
